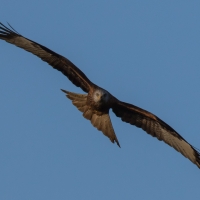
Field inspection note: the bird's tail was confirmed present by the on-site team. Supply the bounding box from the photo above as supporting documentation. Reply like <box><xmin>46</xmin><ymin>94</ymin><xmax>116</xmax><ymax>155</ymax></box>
<box><xmin>61</xmin><ymin>89</ymin><xmax>120</xmax><ymax>147</ymax></box>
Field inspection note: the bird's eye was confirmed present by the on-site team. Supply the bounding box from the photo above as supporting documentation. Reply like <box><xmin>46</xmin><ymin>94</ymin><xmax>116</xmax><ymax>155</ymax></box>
<box><xmin>96</xmin><ymin>93</ymin><xmax>99</xmax><ymax>97</ymax></box>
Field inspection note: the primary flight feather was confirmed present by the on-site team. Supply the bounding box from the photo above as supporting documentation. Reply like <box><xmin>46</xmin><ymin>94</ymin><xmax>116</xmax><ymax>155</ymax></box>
<box><xmin>0</xmin><ymin>22</ymin><xmax>199</xmax><ymax>168</ymax></box>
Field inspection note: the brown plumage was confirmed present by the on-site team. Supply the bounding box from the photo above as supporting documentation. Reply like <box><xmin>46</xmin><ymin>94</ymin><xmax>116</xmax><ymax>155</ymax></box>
<box><xmin>0</xmin><ymin>22</ymin><xmax>199</xmax><ymax>168</ymax></box>
<box><xmin>62</xmin><ymin>89</ymin><xmax>120</xmax><ymax>146</ymax></box>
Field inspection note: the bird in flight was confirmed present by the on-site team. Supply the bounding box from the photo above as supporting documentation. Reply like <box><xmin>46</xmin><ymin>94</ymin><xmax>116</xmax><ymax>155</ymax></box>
<box><xmin>0</xmin><ymin>22</ymin><xmax>199</xmax><ymax>168</ymax></box>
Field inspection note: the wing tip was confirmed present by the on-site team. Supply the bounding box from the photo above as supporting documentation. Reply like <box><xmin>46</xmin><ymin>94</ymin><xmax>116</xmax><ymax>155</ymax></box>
<box><xmin>194</xmin><ymin>148</ymin><xmax>200</xmax><ymax>169</ymax></box>
<box><xmin>0</xmin><ymin>22</ymin><xmax>19</xmax><ymax>36</ymax></box>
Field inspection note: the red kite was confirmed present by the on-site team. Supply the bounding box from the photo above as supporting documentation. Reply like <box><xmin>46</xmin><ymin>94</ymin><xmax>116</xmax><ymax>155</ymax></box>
<box><xmin>0</xmin><ymin>23</ymin><xmax>199</xmax><ymax>168</ymax></box>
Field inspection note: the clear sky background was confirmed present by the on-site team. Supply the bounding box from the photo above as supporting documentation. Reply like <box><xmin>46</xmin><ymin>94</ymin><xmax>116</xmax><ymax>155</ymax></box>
<box><xmin>0</xmin><ymin>1</ymin><xmax>200</xmax><ymax>199</ymax></box>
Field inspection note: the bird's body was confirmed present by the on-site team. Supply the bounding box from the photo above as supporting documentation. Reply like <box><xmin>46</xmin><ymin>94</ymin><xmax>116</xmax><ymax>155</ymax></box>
<box><xmin>89</xmin><ymin>88</ymin><xmax>113</xmax><ymax>111</ymax></box>
<box><xmin>0</xmin><ymin>22</ymin><xmax>199</xmax><ymax>168</ymax></box>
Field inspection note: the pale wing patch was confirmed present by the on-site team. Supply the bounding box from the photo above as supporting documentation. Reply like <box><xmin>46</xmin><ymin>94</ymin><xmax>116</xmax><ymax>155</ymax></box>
<box><xmin>155</xmin><ymin>123</ymin><xmax>200</xmax><ymax>168</ymax></box>
<box><xmin>0</xmin><ymin>23</ymin><xmax>92</xmax><ymax>92</ymax></box>
<box><xmin>112</xmin><ymin>101</ymin><xmax>200</xmax><ymax>168</ymax></box>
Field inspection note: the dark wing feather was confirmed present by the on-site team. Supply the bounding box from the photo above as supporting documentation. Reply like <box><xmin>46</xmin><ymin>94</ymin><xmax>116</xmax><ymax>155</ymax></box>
<box><xmin>112</xmin><ymin>100</ymin><xmax>200</xmax><ymax>168</ymax></box>
<box><xmin>0</xmin><ymin>22</ymin><xmax>93</xmax><ymax>92</ymax></box>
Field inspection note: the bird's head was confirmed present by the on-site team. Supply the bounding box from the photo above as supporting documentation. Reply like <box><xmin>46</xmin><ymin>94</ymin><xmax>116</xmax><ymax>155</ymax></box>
<box><xmin>93</xmin><ymin>89</ymin><xmax>110</xmax><ymax>104</ymax></box>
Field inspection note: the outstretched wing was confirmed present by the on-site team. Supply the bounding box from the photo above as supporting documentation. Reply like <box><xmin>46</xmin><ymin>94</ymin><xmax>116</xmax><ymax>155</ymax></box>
<box><xmin>112</xmin><ymin>100</ymin><xmax>200</xmax><ymax>168</ymax></box>
<box><xmin>61</xmin><ymin>89</ymin><xmax>120</xmax><ymax>147</ymax></box>
<box><xmin>0</xmin><ymin>22</ymin><xmax>93</xmax><ymax>92</ymax></box>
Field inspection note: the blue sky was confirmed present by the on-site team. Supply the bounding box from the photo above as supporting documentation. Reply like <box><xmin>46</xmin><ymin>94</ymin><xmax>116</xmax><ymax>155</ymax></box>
<box><xmin>1</xmin><ymin>1</ymin><xmax>200</xmax><ymax>199</ymax></box>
